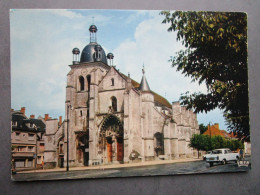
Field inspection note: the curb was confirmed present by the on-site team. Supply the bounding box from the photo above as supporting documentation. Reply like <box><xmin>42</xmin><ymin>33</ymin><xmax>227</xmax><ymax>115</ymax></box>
<box><xmin>16</xmin><ymin>158</ymin><xmax>202</xmax><ymax>174</ymax></box>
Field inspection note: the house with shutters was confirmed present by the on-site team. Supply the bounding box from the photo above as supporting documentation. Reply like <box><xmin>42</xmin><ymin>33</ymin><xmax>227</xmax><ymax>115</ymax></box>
<box><xmin>11</xmin><ymin>107</ymin><xmax>46</xmax><ymax>169</ymax></box>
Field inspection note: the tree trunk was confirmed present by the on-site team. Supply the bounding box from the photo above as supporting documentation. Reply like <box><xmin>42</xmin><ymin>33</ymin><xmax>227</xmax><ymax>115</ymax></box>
<box><xmin>198</xmin><ymin>150</ymin><xmax>200</xmax><ymax>159</ymax></box>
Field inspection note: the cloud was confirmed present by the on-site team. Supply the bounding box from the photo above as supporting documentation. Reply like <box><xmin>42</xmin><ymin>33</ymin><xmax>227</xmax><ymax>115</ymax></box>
<box><xmin>45</xmin><ymin>9</ymin><xmax>83</xmax><ymax>19</ymax></box>
<box><xmin>125</xmin><ymin>10</ymin><xmax>149</xmax><ymax>24</ymax></box>
<box><xmin>10</xmin><ymin>10</ymin><xmax>227</xmax><ymax>130</ymax></box>
<box><xmin>10</xmin><ymin>9</ymin><xmax>86</xmax><ymax>118</ymax></box>
<box><xmin>112</xmin><ymin>12</ymin><xmax>225</xmax><ymax>129</ymax></box>
<box><xmin>113</xmin><ymin>14</ymin><xmax>207</xmax><ymax>101</ymax></box>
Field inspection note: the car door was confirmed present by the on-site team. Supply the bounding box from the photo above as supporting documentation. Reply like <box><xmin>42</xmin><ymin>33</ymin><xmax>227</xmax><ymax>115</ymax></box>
<box><xmin>226</xmin><ymin>149</ymin><xmax>232</xmax><ymax>161</ymax></box>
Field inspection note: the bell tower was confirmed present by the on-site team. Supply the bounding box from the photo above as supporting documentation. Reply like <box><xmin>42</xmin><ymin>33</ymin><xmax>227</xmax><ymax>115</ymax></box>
<box><xmin>65</xmin><ymin>23</ymin><xmax>110</xmax><ymax>167</ymax></box>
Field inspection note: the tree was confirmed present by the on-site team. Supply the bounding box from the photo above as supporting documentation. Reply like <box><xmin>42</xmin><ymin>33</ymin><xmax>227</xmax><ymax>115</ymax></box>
<box><xmin>211</xmin><ymin>136</ymin><xmax>225</xmax><ymax>149</ymax></box>
<box><xmin>160</xmin><ymin>11</ymin><xmax>249</xmax><ymax>140</ymax></box>
<box><xmin>189</xmin><ymin>134</ymin><xmax>207</xmax><ymax>158</ymax></box>
<box><xmin>199</xmin><ymin>123</ymin><xmax>207</xmax><ymax>134</ymax></box>
<box><xmin>190</xmin><ymin>134</ymin><xmax>244</xmax><ymax>158</ymax></box>
<box><xmin>202</xmin><ymin>134</ymin><xmax>212</xmax><ymax>151</ymax></box>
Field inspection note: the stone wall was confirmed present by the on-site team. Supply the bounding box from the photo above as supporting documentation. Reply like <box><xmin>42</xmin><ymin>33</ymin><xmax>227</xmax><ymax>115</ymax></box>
<box><xmin>44</xmin><ymin>62</ymin><xmax>202</xmax><ymax>167</ymax></box>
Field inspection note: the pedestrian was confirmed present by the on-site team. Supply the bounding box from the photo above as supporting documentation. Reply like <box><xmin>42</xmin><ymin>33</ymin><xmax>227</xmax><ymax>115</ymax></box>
<box><xmin>42</xmin><ymin>160</ymin><xmax>44</xmax><ymax>169</ymax></box>
<box><xmin>239</xmin><ymin>148</ymin><xmax>244</xmax><ymax>160</ymax></box>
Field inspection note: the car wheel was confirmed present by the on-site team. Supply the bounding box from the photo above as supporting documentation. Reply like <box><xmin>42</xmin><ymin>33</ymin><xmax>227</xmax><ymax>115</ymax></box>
<box><xmin>221</xmin><ymin>159</ymin><xmax>226</xmax><ymax>165</ymax></box>
<box><xmin>209</xmin><ymin>162</ymin><xmax>213</xmax><ymax>167</ymax></box>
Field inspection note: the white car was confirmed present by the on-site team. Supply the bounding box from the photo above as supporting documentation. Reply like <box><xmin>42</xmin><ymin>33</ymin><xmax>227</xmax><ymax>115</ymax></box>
<box><xmin>203</xmin><ymin>151</ymin><xmax>212</xmax><ymax>160</ymax></box>
<box><xmin>206</xmin><ymin>148</ymin><xmax>239</xmax><ymax>167</ymax></box>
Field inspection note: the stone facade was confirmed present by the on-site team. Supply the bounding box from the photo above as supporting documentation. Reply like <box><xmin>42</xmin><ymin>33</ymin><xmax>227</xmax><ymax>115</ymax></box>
<box><xmin>44</xmin><ymin>24</ymin><xmax>200</xmax><ymax>168</ymax></box>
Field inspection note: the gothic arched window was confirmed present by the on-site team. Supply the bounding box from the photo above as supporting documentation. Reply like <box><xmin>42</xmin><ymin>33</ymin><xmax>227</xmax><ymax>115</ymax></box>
<box><xmin>111</xmin><ymin>78</ymin><xmax>114</xmax><ymax>86</ymax></box>
<box><xmin>87</xmin><ymin>75</ymin><xmax>91</xmax><ymax>91</ymax></box>
<box><xmin>111</xmin><ymin>96</ymin><xmax>117</xmax><ymax>112</ymax></box>
<box><xmin>79</xmin><ymin>76</ymin><xmax>84</xmax><ymax>91</ymax></box>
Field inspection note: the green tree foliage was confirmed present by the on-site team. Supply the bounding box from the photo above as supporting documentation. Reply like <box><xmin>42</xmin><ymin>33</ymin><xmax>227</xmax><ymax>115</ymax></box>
<box><xmin>199</xmin><ymin>123</ymin><xmax>208</xmax><ymax>134</ymax></box>
<box><xmin>160</xmin><ymin>11</ymin><xmax>249</xmax><ymax>140</ymax></box>
<box><xmin>189</xmin><ymin>134</ymin><xmax>207</xmax><ymax>158</ymax></box>
<box><xmin>211</xmin><ymin>136</ymin><xmax>225</xmax><ymax>149</ymax></box>
<box><xmin>190</xmin><ymin>134</ymin><xmax>244</xmax><ymax>156</ymax></box>
<box><xmin>202</xmin><ymin>135</ymin><xmax>212</xmax><ymax>151</ymax></box>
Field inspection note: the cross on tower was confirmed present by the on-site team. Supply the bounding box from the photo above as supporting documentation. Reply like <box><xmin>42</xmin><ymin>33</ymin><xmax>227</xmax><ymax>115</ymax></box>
<box><xmin>142</xmin><ymin>64</ymin><xmax>145</xmax><ymax>74</ymax></box>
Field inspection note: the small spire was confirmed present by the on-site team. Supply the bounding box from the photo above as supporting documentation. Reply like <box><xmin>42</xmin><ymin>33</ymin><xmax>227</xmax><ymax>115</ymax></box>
<box><xmin>139</xmin><ymin>66</ymin><xmax>151</xmax><ymax>92</ymax></box>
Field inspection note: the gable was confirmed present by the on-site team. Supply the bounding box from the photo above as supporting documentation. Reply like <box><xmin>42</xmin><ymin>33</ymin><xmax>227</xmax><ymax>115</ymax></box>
<box><xmin>99</xmin><ymin>67</ymin><xmax>126</xmax><ymax>91</ymax></box>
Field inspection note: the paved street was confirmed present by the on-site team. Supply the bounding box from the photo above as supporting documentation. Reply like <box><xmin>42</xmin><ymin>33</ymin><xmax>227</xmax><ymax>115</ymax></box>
<box><xmin>12</xmin><ymin>158</ymin><xmax>250</xmax><ymax>181</ymax></box>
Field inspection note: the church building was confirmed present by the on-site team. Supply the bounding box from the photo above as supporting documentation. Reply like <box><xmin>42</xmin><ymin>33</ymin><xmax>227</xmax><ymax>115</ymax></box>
<box><xmin>44</xmin><ymin>24</ymin><xmax>200</xmax><ymax>168</ymax></box>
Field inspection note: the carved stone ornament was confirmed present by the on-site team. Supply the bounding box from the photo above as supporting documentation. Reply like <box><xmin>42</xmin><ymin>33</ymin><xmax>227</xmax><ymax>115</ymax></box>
<box><xmin>81</xmin><ymin>69</ymin><xmax>87</xmax><ymax>75</ymax></box>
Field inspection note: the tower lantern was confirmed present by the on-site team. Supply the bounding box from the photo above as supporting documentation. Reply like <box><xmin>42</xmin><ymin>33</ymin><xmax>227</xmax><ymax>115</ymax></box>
<box><xmin>89</xmin><ymin>25</ymin><xmax>98</xmax><ymax>43</ymax></box>
<box><xmin>107</xmin><ymin>53</ymin><xmax>114</xmax><ymax>66</ymax></box>
<box><xmin>72</xmin><ymin>47</ymin><xmax>80</xmax><ymax>64</ymax></box>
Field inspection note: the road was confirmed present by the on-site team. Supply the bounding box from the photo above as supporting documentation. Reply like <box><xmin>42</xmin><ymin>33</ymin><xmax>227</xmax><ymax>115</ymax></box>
<box><xmin>12</xmin><ymin>158</ymin><xmax>250</xmax><ymax>181</ymax></box>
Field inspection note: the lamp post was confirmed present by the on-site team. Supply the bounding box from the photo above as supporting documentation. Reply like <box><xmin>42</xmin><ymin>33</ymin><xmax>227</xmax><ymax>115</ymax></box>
<box><xmin>209</xmin><ymin>122</ymin><xmax>212</xmax><ymax>150</ymax></box>
<box><xmin>209</xmin><ymin>122</ymin><xmax>212</xmax><ymax>139</ymax></box>
<box><xmin>66</xmin><ymin>105</ymin><xmax>70</xmax><ymax>172</ymax></box>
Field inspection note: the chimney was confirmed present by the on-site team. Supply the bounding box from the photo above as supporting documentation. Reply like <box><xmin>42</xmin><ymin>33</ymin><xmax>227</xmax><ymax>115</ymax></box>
<box><xmin>21</xmin><ymin>107</ymin><xmax>26</xmax><ymax>115</ymax></box>
<box><xmin>214</xmin><ymin>123</ymin><xmax>219</xmax><ymax>130</ymax></box>
<box><xmin>30</xmin><ymin>114</ymin><xmax>35</xmax><ymax>119</ymax></box>
<box><xmin>44</xmin><ymin>114</ymin><xmax>49</xmax><ymax>121</ymax></box>
<box><xmin>59</xmin><ymin>116</ymin><xmax>62</xmax><ymax>126</ymax></box>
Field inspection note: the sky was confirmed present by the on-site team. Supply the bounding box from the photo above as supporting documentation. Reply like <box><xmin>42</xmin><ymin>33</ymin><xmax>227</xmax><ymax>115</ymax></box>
<box><xmin>10</xmin><ymin>9</ymin><xmax>227</xmax><ymax>130</ymax></box>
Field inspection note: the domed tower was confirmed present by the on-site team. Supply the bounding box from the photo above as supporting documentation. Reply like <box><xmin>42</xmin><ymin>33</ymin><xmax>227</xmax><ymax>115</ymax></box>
<box><xmin>65</xmin><ymin>23</ymin><xmax>111</xmax><ymax>168</ymax></box>
<box><xmin>80</xmin><ymin>24</ymin><xmax>108</xmax><ymax>64</ymax></box>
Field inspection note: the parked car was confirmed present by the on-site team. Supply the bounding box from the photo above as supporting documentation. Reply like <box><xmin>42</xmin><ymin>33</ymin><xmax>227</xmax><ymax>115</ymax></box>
<box><xmin>203</xmin><ymin>151</ymin><xmax>212</xmax><ymax>160</ymax></box>
<box><xmin>206</xmin><ymin>148</ymin><xmax>239</xmax><ymax>167</ymax></box>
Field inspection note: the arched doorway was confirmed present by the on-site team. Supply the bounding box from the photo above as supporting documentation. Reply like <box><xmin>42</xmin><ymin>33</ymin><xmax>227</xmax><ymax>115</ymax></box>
<box><xmin>57</xmin><ymin>136</ymin><xmax>64</xmax><ymax>168</ymax></box>
<box><xmin>76</xmin><ymin>133</ymin><xmax>89</xmax><ymax>166</ymax></box>
<box><xmin>99</xmin><ymin>115</ymin><xmax>124</xmax><ymax>163</ymax></box>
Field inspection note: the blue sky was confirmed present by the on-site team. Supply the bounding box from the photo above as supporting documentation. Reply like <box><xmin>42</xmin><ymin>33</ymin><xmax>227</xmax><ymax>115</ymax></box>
<box><xmin>10</xmin><ymin>9</ymin><xmax>227</xmax><ymax>130</ymax></box>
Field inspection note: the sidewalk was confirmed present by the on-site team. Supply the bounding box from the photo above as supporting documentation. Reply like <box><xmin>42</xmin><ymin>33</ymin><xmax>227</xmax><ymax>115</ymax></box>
<box><xmin>16</xmin><ymin>158</ymin><xmax>202</xmax><ymax>174</ymax></box>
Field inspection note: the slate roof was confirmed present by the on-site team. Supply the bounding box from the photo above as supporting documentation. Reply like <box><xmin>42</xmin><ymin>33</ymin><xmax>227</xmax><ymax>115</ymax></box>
<box><xmin>80</xmin><ymin>42</ymin><xmax>108</xmax><ymax>64</ymax></box>
<box><xmin>12</xmin><ymin>112</ymin><xmax>46</xmax><ymax>133</ymax></box>
<box><xmin>139</xmin><ymin>74</ymin><xmax>151</xmax><ymax>92</ymax></box>
<box><xmin>120</xmin><ymin>73</ymin><xmax>172</xmax><ymax>109</ymax></box>
<box><xmin>131</xmin><ymin>78</ymin><xmax>171</xmax><ymax>108</ymax></box>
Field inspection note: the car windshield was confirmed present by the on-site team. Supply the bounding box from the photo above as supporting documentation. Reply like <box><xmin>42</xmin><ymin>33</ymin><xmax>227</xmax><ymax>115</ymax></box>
<box><xmin>207</xmin><ymin>151</ymin><xmax>212</xmax><ymax>154</ymax></box>
<box><xmin>212</xmin><ymin>150</ymin><xmax>222</xmax><ymax>154</ymax></box>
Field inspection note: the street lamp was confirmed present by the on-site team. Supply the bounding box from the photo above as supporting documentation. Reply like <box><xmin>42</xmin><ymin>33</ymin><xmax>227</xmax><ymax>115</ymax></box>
<box><xmin>209</xmin><ymin>122</ymin><xmax>212</xmax><ymax>150</ymax></box>
<box><xmin>209</xmin><ymin>122</ymin><xmax>212</xmax><ymax>139</ymax></box>
<box><xmin>66</xmin><ymin>105</ymin><xmax>72</xmax><ymax>171</ymax></box>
